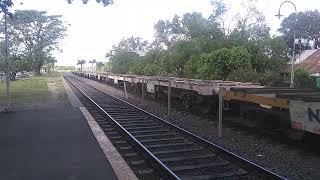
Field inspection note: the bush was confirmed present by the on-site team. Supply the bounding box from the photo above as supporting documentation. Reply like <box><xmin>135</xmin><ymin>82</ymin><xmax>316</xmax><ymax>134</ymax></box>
<box><xmin>227</xmin><ymin>68</ymin><xmax>262</xmax><ymax>83</ymax></box>
<box><xmin>293</xmin><ymin>69</ymin><xmax>315</xmax><ymax>88</ymax></box>
<box><xmin>227</xmin><ymin>69</ymin><xmax>284</xmax><ymax>86</ymax></box>
<box><xmin>183</xmin><ymin>46</ymin><xmax>252</xmax><ymax>80</ymax></box>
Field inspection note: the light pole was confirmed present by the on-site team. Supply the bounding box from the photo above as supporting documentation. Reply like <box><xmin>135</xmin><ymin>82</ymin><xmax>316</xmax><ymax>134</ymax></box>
<box><xmin>4</xmin><ymin>13</ymin><xmax>11</xmax><ymax>112</ymax></box>
<box><xmin>275</xmin><ymin>1</ymin><xmax>297</xmax><ymax>88</ymax></box>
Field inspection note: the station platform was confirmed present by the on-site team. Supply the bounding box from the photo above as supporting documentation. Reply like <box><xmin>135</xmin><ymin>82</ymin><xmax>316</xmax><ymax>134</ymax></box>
<box><xmin>0</xmin><ymin>107</ymin><xmax>118</xmax><ymax>180</ymax></box>
<box><xmin>0</xmin><ymin>76</ymin><xmax>125</xmax><ymax>180</ymax></box>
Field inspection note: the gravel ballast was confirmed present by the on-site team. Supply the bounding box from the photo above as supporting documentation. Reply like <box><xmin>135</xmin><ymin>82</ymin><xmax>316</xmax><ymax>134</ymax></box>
<box><xmin>74</xmin><ymin>74</ymin><xmax>320</xmax><ymax>180</ymax></box>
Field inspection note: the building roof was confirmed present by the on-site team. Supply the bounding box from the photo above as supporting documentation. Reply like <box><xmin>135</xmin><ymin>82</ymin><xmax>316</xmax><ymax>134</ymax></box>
<box><xmin>294</xmin><ymin>49</ymin><xmax>318</xmax><ymax>64</ymax></box>
<box><xmin>282</xmin><ymin>49</ymin><xmax>320</xmax><ymax>75</ymax></box>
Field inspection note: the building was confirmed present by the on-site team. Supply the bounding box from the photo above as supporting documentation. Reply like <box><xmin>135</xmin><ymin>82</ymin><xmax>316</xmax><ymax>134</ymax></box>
<box><xmin>281</xmin><ymin>49</ymin><xmax>320</xmax><ymax>85</ymax></box>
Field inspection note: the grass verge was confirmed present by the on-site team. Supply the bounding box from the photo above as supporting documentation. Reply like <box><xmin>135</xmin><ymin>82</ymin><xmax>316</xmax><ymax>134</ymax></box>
<box><xmin>0</xmin><ymin>73</ymin><xmax>69</xmax><ymax>110</ymax></box>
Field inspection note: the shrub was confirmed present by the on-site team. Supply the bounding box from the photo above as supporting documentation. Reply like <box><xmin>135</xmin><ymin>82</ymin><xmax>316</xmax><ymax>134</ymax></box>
<box><xmin>293</xmin><ymin>69</ymin><xmax>315</xmax><ymax>88</ymax></box>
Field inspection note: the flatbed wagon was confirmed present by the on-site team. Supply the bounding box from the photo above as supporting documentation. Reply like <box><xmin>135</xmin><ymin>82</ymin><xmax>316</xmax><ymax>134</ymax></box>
<box><xmin>74</xmin><ymin>72</ymin><xmax>320</xmax><ymax>139</ymax></box>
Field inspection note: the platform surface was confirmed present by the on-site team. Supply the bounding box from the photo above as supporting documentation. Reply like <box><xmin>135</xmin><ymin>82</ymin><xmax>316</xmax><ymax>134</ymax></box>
<box><xmin>0</xmin><ymin>107</ymin><xmax>118</xmax><ymax>180</ymax></box>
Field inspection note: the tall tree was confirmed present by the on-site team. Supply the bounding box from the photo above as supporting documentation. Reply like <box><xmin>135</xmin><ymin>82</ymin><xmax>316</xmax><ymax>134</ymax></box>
<box><xmin>106</xmin><ymin>37</ymin><xmax>148</xmax><ymax>74</ymax></box>
<box><xmin>77</xmin><ymin>59</ymin><xmax>86</xmax><ymax>71</ymax></box>
<box><xmin>233</xmin><ymin>3</ymin><xmax>270</xmax><ymax>42</ymax></box>
<box><xmin>4</xmin><ymin>10</ymin><xmax>67</xmax><ymax>75</ymax></box>
<box><xmin>0</xmin><ymin>0</ymin><xmax>13</xmax><ymax>15</ymax></box>
<box><xmin>89</xmin><ymin>59</ymin><xmax>96</xmax><ymax>72</ymax></box>
<box><xmin>279</xmin><ymin>10</ymin><xmax>320</xmax><ymax>51</ymax></box>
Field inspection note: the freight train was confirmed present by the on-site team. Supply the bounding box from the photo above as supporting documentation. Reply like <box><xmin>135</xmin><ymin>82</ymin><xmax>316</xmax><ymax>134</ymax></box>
<box><xmin>74</xmin><ymin>71</ymin><xmax>320</xmax><ymax>140</ymax></box>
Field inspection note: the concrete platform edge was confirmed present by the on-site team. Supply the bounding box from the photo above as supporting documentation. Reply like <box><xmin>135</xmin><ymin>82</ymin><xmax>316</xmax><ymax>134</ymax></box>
<box><xmin>63</xmin><ymin>74</ymin><xmax>137</xmax><ymax>180</ymax></box>
<box><xmin>62</xmin><ymin>76</ymin><xmax>83</xmax><ymax>107</ymax></box>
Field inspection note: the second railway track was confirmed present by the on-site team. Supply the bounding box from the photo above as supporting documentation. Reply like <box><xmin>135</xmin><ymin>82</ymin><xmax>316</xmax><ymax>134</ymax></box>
<box><xmin>65</xmin><ymin>74</ymin><xmax>285</xmax><ymax>180</ymax></box>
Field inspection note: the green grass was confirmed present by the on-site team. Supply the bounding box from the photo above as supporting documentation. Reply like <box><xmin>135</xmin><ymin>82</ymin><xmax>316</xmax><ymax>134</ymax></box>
<box><xmin>0</xmin><ymin>73</ymin><xmax>70</xmax><ymax>110</ymax></box>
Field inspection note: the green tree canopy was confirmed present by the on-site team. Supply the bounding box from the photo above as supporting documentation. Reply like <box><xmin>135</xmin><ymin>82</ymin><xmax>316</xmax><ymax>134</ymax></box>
<box><xmin>3</xmin><ymin>10</ymin><xmax>67</xmax><ymax>75</ymax></box>
<box><xmin>279</xmin><ymin>10</ymin><xmax>320</xmax><ymax>50</ymax></box>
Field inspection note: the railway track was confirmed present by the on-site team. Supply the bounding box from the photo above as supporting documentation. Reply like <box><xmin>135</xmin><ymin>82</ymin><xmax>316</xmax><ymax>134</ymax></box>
<box><xmin>65</xmin><ymin>75</ymin><xmax>285</xmax><ymax>180</ymax></box>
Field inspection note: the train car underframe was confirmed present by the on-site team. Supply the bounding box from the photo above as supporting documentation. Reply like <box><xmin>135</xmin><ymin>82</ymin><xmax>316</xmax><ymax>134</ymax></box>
<box><xmin>234</xmin><ymin>100</ymin><xmax>306</xmax><ymax>140</ymax></box>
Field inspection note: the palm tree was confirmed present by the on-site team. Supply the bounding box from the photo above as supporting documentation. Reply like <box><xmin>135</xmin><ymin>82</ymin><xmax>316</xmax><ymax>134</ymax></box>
<box><xmin>89</xmin><ymin>59</ymin><xmax>97</xmax><ymax>72</ymax></box>
<box><xmin>77</xmin><ymin>59</ymin><xmax>86</xmax><ymax>71</ymax></box>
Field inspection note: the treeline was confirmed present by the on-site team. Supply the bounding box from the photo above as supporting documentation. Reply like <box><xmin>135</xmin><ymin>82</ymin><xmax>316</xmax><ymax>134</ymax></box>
<box><xmin>106</xmin><ymin>0</ymin><xmax>320</xmax><ymax>87</ymax></box>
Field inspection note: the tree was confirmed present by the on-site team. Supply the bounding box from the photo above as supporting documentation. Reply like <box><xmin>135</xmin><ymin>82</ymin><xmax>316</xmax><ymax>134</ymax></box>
<box><xmin>0</xmin><ymin>0</ymin><xmax>13</xmax><ymax>15</ymax></box>
<box><xmin>209</xmin><ymin>0</ymin><xmax>226</xmax><ymax>23</ymax></box>
<box><xmin>0</xmin><ymin>41</ymin><xmax>32</xmax><ymax>80</ymax></box>
<box><xmin>106</xmin><ymin>37</ymin><xmax>148</xmax><ymax>74</ymax></box>
<box><xmin>43</xmin><ymin>55</ymin><xmax>57</xmax><ymax>74</ymax></box>
<box><xmin>232</xmin><ymin>2</ymin><xmax>270</xmax><ymax>42</ymax></box>
<box><xmin>279</xmin><ymin>10</ymin><xmax>320</xmax><ymax>51</ymax></box>
<box><xmin>0</xmin><ymin>54</ymin><xmax>31</xmax><ymax>80</ymax></box>
<box><xmin>77</xmin><ymin>59</ymin><xmax>86</xmax><ymax>71</ymax></box>
<box><xmin>184</xmin><ymin>46</ymin><xmax>251</xmax><ymax>80</ymax></box>
<box><xmin>154</xmin><ymin>12</ymin><xmax>225</xmax><ymax>52</ymax></box>
<box><xmin>4</xmin><ymin>10</ymin><xmax>67</xmax><ymax>75</ymax></box>
<box><xmin>66</xmin><ymin>0</ymin><xmax>113</xmax><ymax>6</ymax></box>
<box><xmin>165</xmin><ymin>40</ymin><xmax>202</xmax><ymax>76</ymax></box>
<box><xmin>106</xmin><ymin>37</ymin><xmax>149</xmax><ymax>58</ymax></box>
<box><xmin>109</xmin><ymin>50</ymin><xmax>139</xmax><ymax>74</ymax></box>
<box><xmin>89</xmin><ymin>59</ymin><xmax>96</xmax><ymax>72</ymax></box>
<box><xmin>96</xmin><ymin>61</ymin><xmax>104</xmax><ymax>71</ymax></box>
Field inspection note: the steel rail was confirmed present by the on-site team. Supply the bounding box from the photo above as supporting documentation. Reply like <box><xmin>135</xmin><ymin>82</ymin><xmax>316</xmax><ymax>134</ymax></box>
<box><xmin>65</xmin><ymin>76</ymin><xmax>180</xmax><ymax>180</ymax></box>
<box><xmin>67</xmin><ymin>74</ymin><xmax>287</xmax><ymax>180</ymax></box>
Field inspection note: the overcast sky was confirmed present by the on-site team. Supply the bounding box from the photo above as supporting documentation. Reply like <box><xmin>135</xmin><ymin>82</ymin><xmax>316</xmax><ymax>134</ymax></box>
<box><xmin>14</xmin><ymin>0</ymin><xmax>320</xmax><ymax>66</ymax></box>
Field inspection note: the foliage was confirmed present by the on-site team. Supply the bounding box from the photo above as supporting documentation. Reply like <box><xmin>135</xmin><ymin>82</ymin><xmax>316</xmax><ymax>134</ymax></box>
<box><xmin>0</xmin><ymin>0</ymin><xmax>13</xmax><ymax>15</ymax></box>
<box><xmin>55</xmin><ymin>66</ymin><xmax>75</xmax><ymax>71</ymax></box>
<box><xmin>103</xmin><ymin>0</ymin><xmax>292</xmax><ymax>87</ymax></box>
<box><xmin>184</xmin><ymin>46</ymin><xmax>251</xmax><ymax>80</ymax></box>
<box><xmin>8</xmin><ymin>54</ymin><xmax>32</xmax><ymax>80</ymax></box>
<box><xmin>209</xmin><ymin>0</ymin><xmax>226</xmax><ymax>23</ymax></box>
<box><xmin>234</xmin><ymin>2</ymin><xmax>270</xmax><ymax>41</ymax></box>
<box><xmin>106</xmin><ymin>36</ymin><xmax>148</xmax><ymax>57</ymax></box>
<box><xmin>130</xmin><ymin>48</ymin><xmax>165</xmax><ymax>76</ymax></box>
<box><xmin>0</xmin><ymin>41</ymin><xmax>32</xmax><ymax>80</ymax></box>
<box><xmin>77</xmin><ymin>59</ymin><xmax>86</xmax><ymax>71</ymax></box>
<box><xmin>279</xmin><ymin>10</ymin><xmax>320</xmax><ymax>51</ymax></box>
<box><xmin>96</xmin><ymin>61</ymin><xmax>104</xmax><ymax>71</ymax></box>
<box><xmin>106</xmin><ymin>36</ymin><xmax>149</xmax><ymax>74</ymax></box>
<box><xmin>293</xmin><ymin>69</ymin><xmax>316</xmax><ymax>88</ymax></box>
<box><xmin>66</xmin><ymin>0</ymin><xmax>113</xmax><ymax>6</ymax></box>
<box><xmin>4</xmin><ymin>10</ymin><xmax>67</xmax><ymax>75</ymax></box>
<box><xmin>227</xmin><ymin>69</ymin><xmax>284</xmax><ymax>87</ymax></box>
<box><xmin>154</xmin><ymin>12</ymin><xmax>225</xmax><ymax>52</ymax></box>
<box><xmin>165</xmin><ymin>40</ymin><xmax>202</xmax><ymax>76</ymax></box>
<box><xmin>227</xmin><ymin>68</ymin><xmax>262</xmax><ymax>83</ymax></box>
<box><xmin>89</xmin><ymin>59</ymin><xmax>96</xmax><ymax>72</ymax></box>
<box><xmin>110</xmin><ymin>50</ymin><xmax>139</xmax><ymax>74</ymax></box>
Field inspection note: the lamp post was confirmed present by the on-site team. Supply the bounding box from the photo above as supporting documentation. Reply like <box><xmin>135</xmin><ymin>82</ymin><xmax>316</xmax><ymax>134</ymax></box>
<box><xmin>4</xmin><ymin>13</ymin><xmax>11</xmax><ymax>112</ymax></box>
<box><xmin>275</xmin><ymin>1</ymin><xmax>297</xmax><ymax>88</ymax></box>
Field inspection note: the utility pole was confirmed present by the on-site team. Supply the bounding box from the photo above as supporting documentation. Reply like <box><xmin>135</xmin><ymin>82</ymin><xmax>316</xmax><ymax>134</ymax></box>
<box><xmin>4</xmin><ymin>13</ymin><xmax>11</xmax><ymax>112</ymax></box>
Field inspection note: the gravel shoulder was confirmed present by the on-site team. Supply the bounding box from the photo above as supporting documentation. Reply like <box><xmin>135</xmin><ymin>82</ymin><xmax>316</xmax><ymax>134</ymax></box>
<box><xmin>76</xmin><ymin>74</ymin><xmax>320</xmax><ymax>180</ymax></box>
